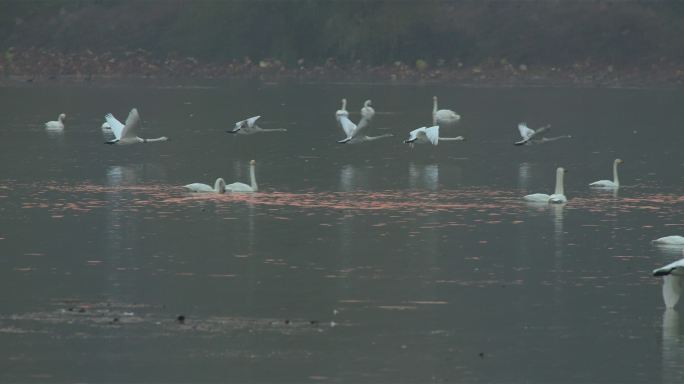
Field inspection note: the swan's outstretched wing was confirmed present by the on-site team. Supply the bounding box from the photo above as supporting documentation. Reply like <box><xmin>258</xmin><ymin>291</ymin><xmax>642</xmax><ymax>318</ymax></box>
<box><xmin>405</xmin><ymin>127</ymin><xmax>425</xmax><ymax>143</ymax></box>
<box><xmin>121</xmin><ymin>108</ymin><xmax>141</xmax><ymax>140</ymax></box>
<box><xmin>104</xmin><ymin>113</ymin><xmax>125</xmax><ymax>140</ymax></box>
<box><xmin>424</xmin><ymin>126</ymin><xmax>440</xmax><ymax>145</ymax></box>
<box><xmin>518</xmin><ymin>123</ymin><xmax>535</xmax><ymax>140</ymax></box>
<box><xmin>245</xmin><ymin>115</ymin><xmax>260</xmax><ymax>128</ymax></box>
<box><xmin>338</xmin><ymin>116</ymin><xmax>357</xmax><ymax>142</ymax></box>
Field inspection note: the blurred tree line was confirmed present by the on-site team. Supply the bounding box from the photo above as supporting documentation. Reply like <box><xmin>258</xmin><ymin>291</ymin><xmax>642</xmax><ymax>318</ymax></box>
<box><xmin>2</xmin><ymin>0</ymin><xmax>684</xmax><ymax>66</ymax></box>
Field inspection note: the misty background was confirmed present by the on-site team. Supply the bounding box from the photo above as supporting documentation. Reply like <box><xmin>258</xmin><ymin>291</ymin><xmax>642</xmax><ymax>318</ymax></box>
<box><xmin>2</xmin><ymin>0</ymin><xmax>684</xmax><ymax>68</ymax></box>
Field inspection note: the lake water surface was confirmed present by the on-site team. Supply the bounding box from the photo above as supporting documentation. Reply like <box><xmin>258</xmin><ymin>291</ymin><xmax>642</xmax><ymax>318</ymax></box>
<box><xmin>0</xmin><ymin>81</ymin><xmax>683</xmax><ymax>383</ymax></box>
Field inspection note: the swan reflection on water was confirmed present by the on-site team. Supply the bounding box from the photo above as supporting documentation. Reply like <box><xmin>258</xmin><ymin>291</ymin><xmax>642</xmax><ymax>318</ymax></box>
<box><xmin>408</xmin><ymin>163</ymin><xmax>439</xmax><ymax>191</ymax></box>
<box><xmin>517</xmin><ymin>162</ymin><xmax>532</xmax><ymax>191</ymax></box>
<box><xmin>662</xmin><ymin>309</ymin><xmax>684</xmax><ymax>383</ymax></box>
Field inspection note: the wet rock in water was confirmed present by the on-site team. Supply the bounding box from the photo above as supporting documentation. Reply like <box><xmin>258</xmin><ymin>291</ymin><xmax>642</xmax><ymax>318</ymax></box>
<box><xmin>176</xmin><ymin>315</ymin><xmax>185</xmax><ymax>324</ymax></box>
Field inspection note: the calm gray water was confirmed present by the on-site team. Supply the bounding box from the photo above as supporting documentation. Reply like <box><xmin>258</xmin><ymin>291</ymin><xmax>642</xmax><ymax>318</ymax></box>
<box><xmin>0</xmin><ymin>81</ymin><xmax>683</xmax><ymax>383</ymax></box>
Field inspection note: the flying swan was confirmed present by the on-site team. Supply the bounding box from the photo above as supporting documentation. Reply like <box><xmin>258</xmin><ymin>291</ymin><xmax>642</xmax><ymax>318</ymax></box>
<box><xmin>432</xmin><ymin>96</ymin><xmax>460</xmax><ymax>127</ymax></box>
<box><xmin>653</xmin><ymin>256</ymin><xmax>684</xmax><ymax>308</ymax></box>
<box><xmin>225</xmin><ymin>160</ymin><xmax>258</xmax><ymax>193</ymax></box>
<box><xmin>403</xmin><ymin>125</ymin><xmax>464</xmax><ymax>147</ymax></box>
<box><xmin>227</xmin><ymin>116</ymin><xmax>287</xmax><ymax>134</ymax></box>
<box><xmin>589</xmin><ymin>158</ymin><xmax>624</xmax><ymax>188</ymax></box>
<box><xmin>515</xmin><ymin>122</ymin><xmax>571</xmax><ymax>145</ymax></box>
<box><xmin>45</xmin><ymin>113</ymin><xmax>66</xmax><ymax>130</ymax></box>
<box><xmin>523</xmin><ymin>167</ymin><xmax>567</xmax><ymax>203</ymax></box>
<box><xmin>337</xmin><ymin>100</ymin><xmax>393</xmax><ymax>144</ymax></box>
<box><xmin>184</xmin><ymin>178</ymin><xmax>226</xmax><ymax>193</ymax></box>
<box><xmin>104</xmin><ymin>108</ymin><xmax>168</xmax><ymax>145</ymax></box>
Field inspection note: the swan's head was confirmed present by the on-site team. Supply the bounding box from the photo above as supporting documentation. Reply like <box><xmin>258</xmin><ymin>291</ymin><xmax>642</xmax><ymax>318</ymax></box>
<box><xmin>59</xmin><ymin>113</ymin><xmax>66</xmax><ymax>121</ymax></box>
<box><xmin>433</xmin><ymin>96</ymin><xmax>437</xmax><ymax>102</ymax></box>
<box><xmin>364</xmin><ymin>100</ymin><xmax>372</xmax><ymax>107</ymax></box>
<box><xmin>250</xmin><ymin>159</ymin><xmax>256</xmax><ymax>166</ymax></box>
<box><xmin>557</xmin><ymin>167</ymin><xmax>567</xmax><ymax>175</ymax></box>
<box><xmin>615</xmin><ymin>158</ymin><xmax>624</xmax><ymax>165</ymax></box>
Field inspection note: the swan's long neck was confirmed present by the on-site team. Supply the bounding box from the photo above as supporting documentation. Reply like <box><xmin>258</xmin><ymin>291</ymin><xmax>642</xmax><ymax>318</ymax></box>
<box><xmin>363</xmin><ymin>134</ymin><xmax>393</xmax><ymax>141</ymax></box>
<box><xmin>250</xmin><ymin>164</ymin><xmax>258</xmax><ymax>191</ymax></box>
<box><xmin>260</xmin><ymin>128</ymin><xmax>287</xmax><ymax>132</ymax></box>
<box><xmin>341</xmin><ymin>98</ymin><xmax>347</xmax><ymax>111</ymax></box>
<box><xmin>439</xmin><ymin>136</ymin><xmax>464</xmax><ymax>141</ymax></box>
<box><xmin>432</xmin><ymin>97</ymin><xmax>438</xmax><ymax>125</ymax></box>
<box><xmin>554</xmin><ymin>168</ymin><xmax>565</xmax><ymax>195</ymax></box>
<box><xmin>612</xmin><ymin>161</ymin><xmax>620</xmax><ymax>185</ymax></box>
<box><xmin>143</xmin><ymin>136</ymin><xmax>168</xmax><ymax>143</ymax></box>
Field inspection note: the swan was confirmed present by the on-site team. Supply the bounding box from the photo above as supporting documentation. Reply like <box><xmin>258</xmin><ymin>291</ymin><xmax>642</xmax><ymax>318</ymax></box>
<box><xmin>227</xmin><ymin>115</ymin><xmax>287</xmax><ymax>135</ymax></box>
<box><xmin>101</xmin><ymin>121</ymin><xmax>111</xmax><ymax>131</ymax></box>
<box><xmin>523</xmin><ymin>167</ymin><xmax>567</xmax><ymax>203</ymax></box>
<box><xmin>514</xmin><ymin>122</ymin><xmax>550</xmax><ymax>145</ymax></box>
<box><xmin>104</xmin><ymin>108</ymin><xmax>168</xmax><ymax>145</ymax></box>
<box><xmin>403</xmin><ymin>126</ymin><xmax>464</xmax><ymax>147</ymax></box>
<box><xmin>45</xmin><ymin>113</ymin><xmax>66</xmax><ymax>130</ymax></box>
<box><xmin>653</xmin><ymin>256</ymin><xmax>684</xmax><ymax>308</ymax></box>
<box><xmin>589</xmin><ymin>159</ymin><xmax>624</xmax><ymax>188</ymax></box>
<box><xmin>184</xmin><ymin>178</ymin><xmax>226</xmax><ymax>193</ymax></box>
<box><xmin>653</xmin><ymin>236</ymin><xmax>684</xmax><ymax>245</ymax></box>
<box><xmin>337</xmin><ymin>100</ymin><xmax>393</xmax><ymax>144</ymax></box>
<box><xmin>432</xmin><ymin>96</ymin><xmax>460</xmax><ymax>126</ymax></box>
<box><xmin>225</xmin><ymin>160</ymin><xmax>258</xmax><ymax>193</ymax></box>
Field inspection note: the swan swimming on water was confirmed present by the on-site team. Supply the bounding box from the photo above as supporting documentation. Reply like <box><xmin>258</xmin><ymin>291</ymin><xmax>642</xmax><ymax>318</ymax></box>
<box><xmin>403</xmin><ymin>126</ymin><xmax>464</xmax><ymax>147</ymax></box>
<box><xmin>432</xmin><ymin>96</ymin><xmax>460</xmax><ymax>127</ymax></box>
<box><xmin>589</xmin><ymin>158</ymin><xmax>624</xmax><ymax>188</ymax></box>
<box><xmin>653</xmin><ymin>255</ymin><xmax>684</xmax><ymax>308</ymax></box>
<box><xmin>226</xmin><ymin>160</ymin><xmax>258</xmax><ymax>193</ymax></box>
<box><xmin>104</xmin><ymin>108</ymin><xmax>168</xmax><ymax>145</ymax></box>
<box><xmin>523</xmin><ymin>167</ymin><xmax>567</xmax><ymax>203</ymax></box>
<box><xmin>45</xmin><ymin>113</ymin><xmax>66</xmax><ymax>130</ymax></box>
<box><xmin>227</xmin><ymin>116</ymin><xmax>287</xmax><ymax>134</ymax></box>
<box><xmin>184</xmin><ymin>178</ymin><xmax>226</xmax><ymax>193</ymax></box>
<box><xmin>337</xmin><ymin>100</ymin><xmax>393</xmax><ymax>144</ymax></box>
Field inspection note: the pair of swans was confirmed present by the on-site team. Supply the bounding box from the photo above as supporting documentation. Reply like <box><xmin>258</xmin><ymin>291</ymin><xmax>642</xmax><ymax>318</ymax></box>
<box><xmin>227</xmin><ymin>116</ymin><xmax>287</xmax><ymax>135</ymax></box>
<box><xmin>184</xmin><ymin>160</ymin><xmax>258</xmax><ymax>194</ymax></box>
<box><xmin>336</xmin><ymin>99</ymin><xmax>393</xmax><ymax>144</ymax></box>
<box><xmin>104</xmin><ymin>108</ymin><xmax>168</xmax><ymax>145</ymax></box>
<box><xmin>45</xmin><ymin>113</ymin><xmax>66</xmax><ymax>130</ymax></box>
<box><xmin>514</xmin><ymin>122</ymin><xmax>571</xmax><ymax>145</ymax></box>
<box><xmin>404</xmin><ymin>96</ymin><xmax>464</xmax><ymax>147</ymax></box>
<box><xmin>523</xmin><ymin>167</ymin><xmax>567</xmax><ymax>204</ymax></box>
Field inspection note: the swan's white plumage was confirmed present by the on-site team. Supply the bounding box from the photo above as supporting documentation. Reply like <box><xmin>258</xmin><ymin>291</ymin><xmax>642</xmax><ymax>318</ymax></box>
<box><xmin>654</xmin><ymin>257</ymin><xmax>684</xmax><ymax>308</ymax></box>
<box><xmin>45</xmin><ymin>113</ymin><xmax>66</xmax><ymax>130</ymax></box>
<box><xmin>523</xmin><ymin>167</ymin><xmax>567</xmax><ymax>203</ymax></box>
<box><xmin>335</xmin><ymin>98</ymin><xmax>349</xmax><ymax>121</ymax></box>
<box><xmin>405</xmin><ymin>125</ymin><xmax>463</xmax><ymax>147</ymax></box>
<box><xmin>226</xmin><ymin>160</ymin><xmax>258</xmax><ymax>193</ymax></box>
<box><xmin>228</xmin><ymin>115</ymin><xmax>286</xmax><ymax>134</ymax></box>
<box><xmin>184</xmin><ymin>178</ymin><xmax>226</xmax><ymax>193</ymax></box>
<box><xmin>515</xmin><ymin>122</ymin><xmax>551</xmax><ymax>145</ymax></box>
<box><xmin>104</xmin><ymin>108</ymin><xmax>168</xmax><ymax>145</ymax></box>
<box><xmin>654</xmin><ymin>236</ymin><xmax>684</xmax><ymax>245</ymax></box>
<box><xmin>590</xmin><ymin>158</ymin><xmax>623</xmax><ymax>188</ymax></box>
<box><xmin>432</xmin><ymin>96</ymin><xmax>460</xmax><ymax>126</ymax></box>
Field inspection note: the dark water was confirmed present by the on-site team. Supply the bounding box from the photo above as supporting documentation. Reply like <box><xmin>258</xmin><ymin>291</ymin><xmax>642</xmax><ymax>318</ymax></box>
<box><xmin>0</xmin><ymin>81</ymin><xmax>683</xmax><ymax>383</ymax></box>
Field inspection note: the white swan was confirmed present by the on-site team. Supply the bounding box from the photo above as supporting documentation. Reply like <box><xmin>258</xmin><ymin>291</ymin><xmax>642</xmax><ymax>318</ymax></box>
<box><xmin>226</xmin><ymin>160</ymin><xmax>258</xmax><ymax>193</ymax></box>
<box><xmin>45</xmin><ymin>113</ymin><xmax>66</xmax><ymax>130</ymax></box>
<box><xmin>514</xmin><ymin>122</ymin><xmax>550</xmax><ymax>145</ymax></box>
<box><xmin>337</xmin><ymin>100</ymin><xmax>393</xmax><ymax>144</ymax></box>
<box><xmin>523</xmin><ymin>167</ymin><xmax>567</xmax><ymax>204</ymax></box>
<box><xmin>432</xmin><ymin>96</ymin><xmax>460</xmax><ymax>126</ymax></box>
<box><xmin>227</xmin><ymin>115</ymin><xmax>287</xmax><ymax>135</ymax></box>
<box><xmin>654</xmin><ymin>236</ymin><xmax>684</xmax><ymax>245</ymax></box>
<box><xmin>101</xmin><ymin>121</ymin><xmax>111</xmax><ymax>131</ymax></box>
<box><xmin>184</xmin><ymin>178</ymin><xmax>226</xmax><ymax>193</ymax></box>
<box><xmin>589</xmin><ymin>158</ymin><xmax>624</xmax><ymax>188</ymax></box>
<box><xmin>104</xmin><ymin>108</ymin><xmax>168</xmax><ymax>145</ymax></box>
<box><xmin>403</xmin><ymin>125</ymin><xmax>464</xmax><ymax>147</ymax></box>
<box><xmin>653</xmin><ymin>256</ymin><xmax>684</xmax><ymax>308</ymax></box>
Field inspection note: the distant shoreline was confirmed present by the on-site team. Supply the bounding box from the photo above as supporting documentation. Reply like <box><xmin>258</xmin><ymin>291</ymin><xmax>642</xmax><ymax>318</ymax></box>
<box><xmin>2</xmin><ymin>49</ymin><xmax>684</xmax><ymax>89</ymax></box>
